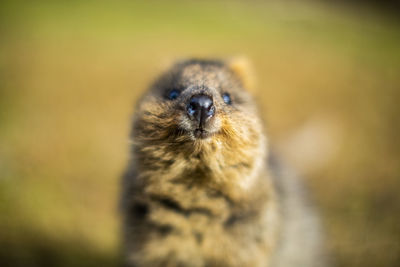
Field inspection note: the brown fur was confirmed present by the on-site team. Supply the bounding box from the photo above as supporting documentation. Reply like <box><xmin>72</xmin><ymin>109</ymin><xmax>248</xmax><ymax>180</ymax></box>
<box><xmin>121</xmin><ymin>59</ymin><xmax>326</xmax><ymax>267</ymax></box>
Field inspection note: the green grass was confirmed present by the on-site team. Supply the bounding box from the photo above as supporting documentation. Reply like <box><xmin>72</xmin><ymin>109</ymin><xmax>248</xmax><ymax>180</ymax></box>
<box><xmin>0</xmin><ymin>1</ymin><xmax>399</xmax><ymax>266</ymax></box>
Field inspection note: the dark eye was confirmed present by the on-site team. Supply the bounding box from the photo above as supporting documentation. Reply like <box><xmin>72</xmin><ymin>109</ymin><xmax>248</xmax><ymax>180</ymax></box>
<box><xmin>167</xmin><ymin>89</ymin><xmax>180</xmax><ymax>100</ymax></box>
<box><xmin>222</xmin><ymin>93</ymin><xmax>232</xmax><ymax>105</ymax></box>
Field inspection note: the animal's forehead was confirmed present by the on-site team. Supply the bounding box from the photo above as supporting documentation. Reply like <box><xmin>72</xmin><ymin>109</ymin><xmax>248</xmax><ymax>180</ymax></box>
<box><xmin>178</xmin><ymin>64</ymin><xmax>232</xmax><ymax>88</ymax></box>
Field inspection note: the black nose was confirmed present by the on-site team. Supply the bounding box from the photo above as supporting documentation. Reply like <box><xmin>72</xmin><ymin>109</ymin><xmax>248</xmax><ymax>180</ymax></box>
<box><xmin>187</xmin><ymin>94</ymin><xmax>215</xmax><ymax>127</ymax></box>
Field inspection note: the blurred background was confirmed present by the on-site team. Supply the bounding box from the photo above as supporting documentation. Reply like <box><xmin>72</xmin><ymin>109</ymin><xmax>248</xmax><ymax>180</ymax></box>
<box><xmin>0</xmin><ymin>0</ymin><xmax>399</xmax><ymax>266</ymax></box>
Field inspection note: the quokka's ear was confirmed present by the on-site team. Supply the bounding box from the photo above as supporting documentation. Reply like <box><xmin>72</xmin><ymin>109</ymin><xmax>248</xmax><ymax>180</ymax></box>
<box><xmin>227</xmin><ymin>56</ymin><xmax>256</xmax><ymax>92</ymax></box>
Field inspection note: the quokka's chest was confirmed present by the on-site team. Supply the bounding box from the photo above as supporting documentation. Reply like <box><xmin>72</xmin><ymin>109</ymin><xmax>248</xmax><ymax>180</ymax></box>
<box><xmin>124</xmin><ymin>182</ymin><xmax>278</xmax><ymax>267</ymax></box>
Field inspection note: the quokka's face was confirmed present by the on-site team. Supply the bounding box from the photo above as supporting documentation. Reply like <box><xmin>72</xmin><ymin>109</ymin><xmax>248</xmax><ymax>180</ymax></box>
<box><xmin>133</xmin><ymin>59</ymin><xmax>261</xmax><ymax>146</ymax></box>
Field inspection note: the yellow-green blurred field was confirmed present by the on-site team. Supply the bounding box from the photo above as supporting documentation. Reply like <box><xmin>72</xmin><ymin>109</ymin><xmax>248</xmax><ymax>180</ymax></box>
<box><xmin>0</xmin><ymin>1</ymin><xmax>399</xmax><ymax>266</ymax></box>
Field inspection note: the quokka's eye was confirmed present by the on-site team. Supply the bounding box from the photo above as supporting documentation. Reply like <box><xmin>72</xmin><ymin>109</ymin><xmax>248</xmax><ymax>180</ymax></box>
<box><xmin>167</xmin><ymin>89</ymin><xmax>180</xmax><ymax>100</ymax></box>
<box><xmin>222</xmin><ymin>93</ymin><xmax>232</xmax><ymax>105</ymax></box>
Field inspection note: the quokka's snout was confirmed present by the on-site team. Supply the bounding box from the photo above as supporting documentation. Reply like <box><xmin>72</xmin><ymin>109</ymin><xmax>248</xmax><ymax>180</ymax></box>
<box><xmin>165</xmin><ymin>84</ymin><xmax>234</xmax><ymax>140</ymax></box>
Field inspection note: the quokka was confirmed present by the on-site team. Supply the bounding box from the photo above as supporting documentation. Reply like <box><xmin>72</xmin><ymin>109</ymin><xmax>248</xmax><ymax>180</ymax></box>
<box><xmin>121</xmin><ymin>59</ymin><xmax>327</xmax><ymax>267</ymax></box>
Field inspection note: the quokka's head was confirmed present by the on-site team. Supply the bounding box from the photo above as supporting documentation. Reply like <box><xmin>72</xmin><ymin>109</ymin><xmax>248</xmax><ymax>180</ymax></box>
<box><xmin>132</xmin><ymin>58</ymin><xmax>265</xmax><ymax>159</ymax></box>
